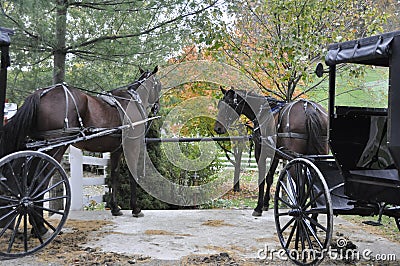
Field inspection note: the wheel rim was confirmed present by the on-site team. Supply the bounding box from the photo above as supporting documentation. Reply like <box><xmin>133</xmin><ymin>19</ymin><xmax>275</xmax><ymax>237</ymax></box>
<box><xmin>0</xmin><ymin>151</ymin><xmax>71</xmax><ymax>257</ymax></box>
<box><xmin>274</xmin><ymin>158</ymin><xmax>333</xmax><ymax>265</ymax></box>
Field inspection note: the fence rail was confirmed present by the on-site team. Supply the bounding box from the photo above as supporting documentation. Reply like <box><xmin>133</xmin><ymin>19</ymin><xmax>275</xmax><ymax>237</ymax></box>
<box><xmin>67</xmin><ymin>147</ymin><xmax>260</xmax><ymax>210</ymax></box>
<box><xmin>69</xmin><ymin>146</ymin><xmax>109</xmax><ymax>210</ymax></box>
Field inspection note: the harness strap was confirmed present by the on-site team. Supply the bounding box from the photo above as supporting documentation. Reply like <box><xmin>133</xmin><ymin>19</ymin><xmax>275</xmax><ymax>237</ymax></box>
<box><xmin>63</xmin><ymin>84</ymin><xmax>84</xmax><ymax>128</ymax></box>
<box><xmin>277</xmin><ymin>132</ymin><xmax>308</xmax><ymax>140</ymax></box>
<box><xmin>40</xmin><ymin>83</ymin><xmax>84</xmax><ymax>129</ymax></box>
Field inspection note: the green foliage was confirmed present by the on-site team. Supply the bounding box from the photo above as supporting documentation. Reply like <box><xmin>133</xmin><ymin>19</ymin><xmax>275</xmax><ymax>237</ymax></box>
<box><xmin>213</xmin><ymin>0</ymin><xmax>387</xmax><ymax>101</ymax></box>
<box><xmin>1</xmin><ymin>0</ymin><xmax>222</xmax><ymax>101</ymax></box>
<box><xmin>103</xmin><ymin>157</ymin><xmax>170</xmax><ymax>210</ymax></box>
<box><xmin>84</xmin><ymin>200</ymin><xmax>105</xmax><ymax>211</ymax></box>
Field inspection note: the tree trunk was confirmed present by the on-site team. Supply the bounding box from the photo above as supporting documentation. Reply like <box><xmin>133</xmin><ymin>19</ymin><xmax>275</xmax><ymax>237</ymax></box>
<box><xmin>53</xmin><ymin>0</ymin><xmax>68</xmax><ymax>84</ymax></box>
<box><xmin>50</xmin><ymin>0</ymin><xmax>68</xmax><ymax>211</ymax></box>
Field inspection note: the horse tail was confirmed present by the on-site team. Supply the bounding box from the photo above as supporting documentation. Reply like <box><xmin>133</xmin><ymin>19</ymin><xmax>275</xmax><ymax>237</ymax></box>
<box><xmin>1</xmin><ymin>92</ymin><xmax>40</xmax><ymax>156</ymax></box>
<box><xmin>304</xmin><ymin>102</ymin><xmax>328</xmax><ymax>155</ymax></box>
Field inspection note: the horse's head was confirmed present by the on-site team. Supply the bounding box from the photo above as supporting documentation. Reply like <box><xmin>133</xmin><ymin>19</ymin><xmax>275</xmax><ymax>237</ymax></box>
<box><xmin>130</xmin><ymin>66</ymin><xmax>161</xmax><ymax>115</ymax></box>
<box><xmin>214</xmin><ymin>87</ymin><xmax>245</xmax><ymax>134</ymax></box>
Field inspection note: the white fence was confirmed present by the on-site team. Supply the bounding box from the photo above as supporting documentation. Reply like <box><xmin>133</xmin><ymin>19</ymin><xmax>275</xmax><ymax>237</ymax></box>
<box><xmin>218</xmin><ymin>155</ymin><xmax>258</xmax><ymax>170</ymax></box>
<box><xmin>67</xmin><ymin>148</ymin><xmax>271</xmax><ymax>210</ymax></box>
<box><xmin>69</xmin><ymin>146</ymin><xmax>109</xmax><ymax>210</ymax></box>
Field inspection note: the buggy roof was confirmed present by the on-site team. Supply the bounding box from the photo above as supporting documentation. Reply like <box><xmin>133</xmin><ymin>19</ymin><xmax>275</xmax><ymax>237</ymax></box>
<box><xmin>325</xmin><ymin>31</ymin><xmax>400</xmax><ymax>67</ymax></box>
<box><xmin>0</xmin><ymin>27</ymin><xmax>14</xmax><ymax>47</ymax></box>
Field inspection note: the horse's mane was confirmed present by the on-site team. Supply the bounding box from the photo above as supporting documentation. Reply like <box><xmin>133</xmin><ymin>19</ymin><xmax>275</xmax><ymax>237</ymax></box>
<box><xmin>233</xmin><ymin>89</ymin><xmax>285</xmax><ymax>106</ymax></box>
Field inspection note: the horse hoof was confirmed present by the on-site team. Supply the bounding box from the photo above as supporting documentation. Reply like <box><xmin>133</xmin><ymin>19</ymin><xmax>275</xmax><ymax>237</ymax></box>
<box><xmin>262</xmin><ymin>206</ymin><xmax>269</xmax><ymax>211</ymax></box>
<box><xmin>252</xmin><ymin>210</ymin><xmax>262</xmax><ymax>217</ymax></box>
<box><xmin>132</xmin><ymin>211</ymin><xmax>144</xmax><ymax>218</ymax></box>
<box><xmin>111</xmin><ymin>210</ymin><xmax>123</xmax><ymax>216</ymax></box>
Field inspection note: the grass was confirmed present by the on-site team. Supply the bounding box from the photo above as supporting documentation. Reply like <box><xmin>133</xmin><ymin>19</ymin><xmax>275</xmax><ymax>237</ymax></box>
<box><xmin>308</xmin><ymin>65</ymin><xmax>389</xmax><ymax>109</ymax></box>
<box><xmin>342</xmin><ymin>215</ymin><xmax>400</xmax><ymax>244</ymax></box>
<box><xmin>207</xmin><ymin>168</ymin><xmax>400</xmax><ymax>245</ymax></box>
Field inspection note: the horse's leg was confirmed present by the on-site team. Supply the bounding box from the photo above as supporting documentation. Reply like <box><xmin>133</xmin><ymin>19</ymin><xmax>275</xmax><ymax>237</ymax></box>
<box><xmin>253</xmin><ymin>142</ymin><xmax>267</xmax><ymax>217</ymax></box>
<box><xmin>31</xmin><ymin>147</ymin><xmax>68</xmax><ymax>237</ymax></box>
<box><xmin>129</xmin><ymin>173</ymin><xmax>143</xmax><ymax>217</ymax></box>
<box><xmin>109</xmin><ymin>150</ymin><xmax>123</xmax><ymax>216</ymax></box>
<box><xmin>262</xmin><ymin>156</ymin><xmax>279</xmax><ymax>211</ymax></box>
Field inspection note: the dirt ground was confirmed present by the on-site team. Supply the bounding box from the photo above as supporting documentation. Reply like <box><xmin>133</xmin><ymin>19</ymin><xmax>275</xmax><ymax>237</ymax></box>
<box><xmin>0</xmin><ymin>209</ymin><xmax>399</xmax><ymax>266</ymax></box>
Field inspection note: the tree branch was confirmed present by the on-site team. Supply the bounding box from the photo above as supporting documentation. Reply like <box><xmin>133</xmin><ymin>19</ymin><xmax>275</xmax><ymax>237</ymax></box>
<box><xmin>67</xmin><ymin>1</ymin><xmax>219</xmax><ymax>50</ymax></box>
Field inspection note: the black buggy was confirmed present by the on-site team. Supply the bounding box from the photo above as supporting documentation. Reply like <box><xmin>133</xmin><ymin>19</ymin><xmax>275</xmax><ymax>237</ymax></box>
<box><xmin>273</xmin><ymin>31</ymin><xmax>400</xmax><ymax>265</ymax></box>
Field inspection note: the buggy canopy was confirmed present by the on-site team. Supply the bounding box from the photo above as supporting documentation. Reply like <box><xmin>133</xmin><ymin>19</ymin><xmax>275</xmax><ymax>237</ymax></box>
<box><xmin>325</xmin><ymin>31</ymin><xmax>400</xmax><ymax>67</ymax></box>
<box><xmin>325</xmin><ymin>31</ymin><xmax>400</xmax><ymax>171</ymax></box>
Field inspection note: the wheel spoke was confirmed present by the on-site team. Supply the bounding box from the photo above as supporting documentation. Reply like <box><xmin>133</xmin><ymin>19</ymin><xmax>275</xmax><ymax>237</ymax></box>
<box><xmin>0</xmin><ymin>209</ymin><xmax>18</xmax><ymax>237</ymax></box>
<box><xmin>301</xmin><ymin>220</ymin><xmax>314</xmax><ymax>250</ymax></box>
<box><xmin>294</xmin><ymin>220</ymin><xmax>300</xmax><ymax>250</ymax></box>
<box><xmin>34</xmin><ymin>204</ymin><xmax>67</xmax><ymax>216</ymax></box>
<box><xmin>277</xmin><ymin>211</ymin><xmax>291</xmax><ymax>217</ymax></box>
<box><xmin>35</xmin><ymin>195</ymin><xmax>68</xmax><ymax>204</ymax></box>
<box><xmin>301</xmin><ymin>169</ymin><xmax>316</xmax><ymax>207</ymax></box>
<box><xmin>6</xmin><ymin>161</ymin><xmax>23</xmax><ymax>196</ymax></box>
<box><xmin>294</xmin><ymin>163</ymin><xmax>303</xmax><ymax>204</ymax></box>
<box><xmin>27</xmin><ymin>210</ymin><xmax>45</xmax><ymax>245</ymax></box>
<box><xmin>22</xmin><ymin>157</ymin><xmax>33</xmax><ymax>196</ymax></box>
<box><xmin>23</xmin><ymin>213</ymin><xmax>28</xmax><ymax>252</ymax></box>
<box><xmin>8</xmin><ymin>213</ymin><xmax>23</xmax><ymax>253</ymax></box>
<box><xmin>286</xmin><ymin>171</ymin><xmax>298</xmax><ymax>205</ymax></box>
<box><xmin>279</xmin><ymin>180</ymin><xmax>297</xmax><ymax>206</ymax></box>
<box><xmin>30</xmin><ymin>208</ymin><xmax>57</xmax><ymax>232</ymax></box>
<box><xmin>285</xmin><ymin>220</ymin><xmax>297</xmax><ymax>249</ymax></box>
<box><xmin>303</xmin><ymin>190</ymin><xmax>324</xmax><ymax>210</ymax></box>
<box><xmin>0</xmin><ymin>173</ymin><xmax>21</xmax><ymax>199</ymax></box>
<box><xmin>0</xmin><ymin>194</ymin><xmax>19</xmax><ymax>203</ymax></box>
<box><xmin>304</xmin><ymin>214</ymin><xmax>328</xmax><ymax>232</ymax></box>
<box><xmin>27</xmin><ymin>158</ymin><xmax>49</xmax><ymax>195</ymax></box>
<box><xmin>280</xmin><ymin>217</ymin><xmax>296</xmax><ymax>233</ymax></box>
<box><xmin>32</xmin><ymin>179</ymin><xmax>65</xmax><ymax>200</ymax></box>
<box><xmin>30</xmin><ymin>166</ymin><xmax>57</xmax><ymax>198</ymax></box>
<box><xmin>303</xmin><ymin>217</ymin><xmax>324</xmax><ymax>249</ymax></box>
<box><xmin>276</xmin><ymin>195</ymin><xmax>296</xmax><ymax>209</ymax></box>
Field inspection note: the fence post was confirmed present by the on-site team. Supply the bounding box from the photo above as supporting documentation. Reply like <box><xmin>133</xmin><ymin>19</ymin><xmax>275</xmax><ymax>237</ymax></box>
<box><xmin>69</xmin><ymin>146</ymin><xmax>83</xmax><ymax>210</ymax></box>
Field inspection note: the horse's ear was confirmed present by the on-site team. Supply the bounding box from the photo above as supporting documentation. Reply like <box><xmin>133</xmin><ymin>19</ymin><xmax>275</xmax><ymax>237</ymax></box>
<box><xmin>152</xmin><ymin>65</ymin><xmax>158</xmax><ymax>74</ymax></box>
<box><xmin>139</xmin><ymin>66</ymin><xmax>145</xmax><ymax>74</ymax></box>
<box><xmin>220</xmin><ymin>86</ymin><xmax>227</xmax><ymax>95</ymax></box>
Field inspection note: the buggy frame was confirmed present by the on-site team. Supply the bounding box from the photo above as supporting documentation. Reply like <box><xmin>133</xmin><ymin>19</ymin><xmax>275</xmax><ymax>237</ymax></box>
<box><xmin>273</xmin><ymin>31</ymin><xmax>400</xmax><ymax>265</ymax></box>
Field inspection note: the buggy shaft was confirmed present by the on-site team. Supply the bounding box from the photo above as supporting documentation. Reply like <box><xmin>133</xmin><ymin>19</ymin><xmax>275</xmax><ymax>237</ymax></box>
<box><xmin>32</xmin><ymin>116</ymin><xmax>159</xmax><ymax>152</ymax></box>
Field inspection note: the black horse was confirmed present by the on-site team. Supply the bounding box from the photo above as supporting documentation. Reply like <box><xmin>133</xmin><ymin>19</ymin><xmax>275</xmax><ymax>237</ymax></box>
<box><xmin>0</xmin><ymin>67</ymin><xmax>161</xmax><ymax>223</ymax></box>
<box><xmin>214</xmin><ymin>87</ymin><xmax>328</xmax><ymax>216</ymax></box>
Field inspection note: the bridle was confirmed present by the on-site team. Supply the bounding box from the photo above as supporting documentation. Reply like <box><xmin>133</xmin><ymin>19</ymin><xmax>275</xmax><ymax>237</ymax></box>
<box><xmin>219</xmin><ymin>90</ymin><xmax>286</xmax><ymax>134</ymax></box>
<box><xmin>218</xmin><ymin>91</ymin><xmax>248</xmax><ymax>127</ymax></box>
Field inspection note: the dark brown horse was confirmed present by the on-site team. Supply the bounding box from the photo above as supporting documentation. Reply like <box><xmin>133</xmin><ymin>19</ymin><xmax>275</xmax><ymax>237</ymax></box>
<box><xmin>0</xmin><ymin>67</ymin><xmax>161</xmax><ymax>222</ymax></box>
<box><xmin>214</xmin><ymin>87</ymin><xmax>328</xmax><ymax>216</ymax></box>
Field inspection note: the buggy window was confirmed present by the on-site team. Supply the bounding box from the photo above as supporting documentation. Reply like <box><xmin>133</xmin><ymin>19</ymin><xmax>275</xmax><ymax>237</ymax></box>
<box><xmin>334</xmin><ymin>65</ymin><xmax>388</xmax><ymax>108</ymax></box>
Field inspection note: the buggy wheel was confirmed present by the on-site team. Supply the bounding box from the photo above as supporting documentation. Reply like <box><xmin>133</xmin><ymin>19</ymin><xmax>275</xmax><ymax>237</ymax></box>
<box><xmin>0</xmin><ymin>151</ymin><xmax>71</xmax><ymax>257</ymax></box>
<box><xmin>274</xmin><ymin>158</ymin><xmax>333</xmax><ymax>265</ymax></box>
